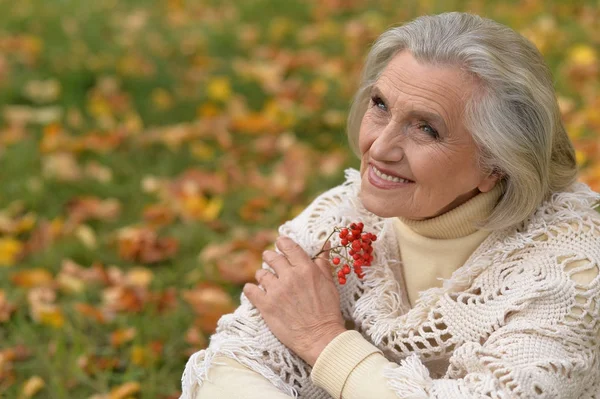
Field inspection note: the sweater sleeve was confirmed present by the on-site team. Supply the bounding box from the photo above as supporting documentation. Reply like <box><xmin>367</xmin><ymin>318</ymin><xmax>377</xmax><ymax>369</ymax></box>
<box><xmin>195</xmin><ymin>356</ymin><xmax>294</xmax><ymax>399</ymax></box>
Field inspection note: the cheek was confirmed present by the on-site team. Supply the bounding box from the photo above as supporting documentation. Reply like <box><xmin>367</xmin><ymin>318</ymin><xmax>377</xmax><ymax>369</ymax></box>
<box><xmin>357</xmin><ymin>115</ymin><xmax>376</xmax><ymax>154</ymax></box>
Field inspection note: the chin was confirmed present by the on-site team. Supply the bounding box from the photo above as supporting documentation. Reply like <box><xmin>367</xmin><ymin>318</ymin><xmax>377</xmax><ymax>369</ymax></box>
<box><xmin>360</xmin><ymin>191</ymin><xmax>402</xmax><ymax>218</ymax></box>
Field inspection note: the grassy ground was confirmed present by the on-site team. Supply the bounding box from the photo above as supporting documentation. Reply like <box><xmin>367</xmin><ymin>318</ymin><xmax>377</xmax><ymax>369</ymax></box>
<box><xmin>0</xmin><ymin>0</ymin><xmax>598</xmax><ymax>397</ymax></box>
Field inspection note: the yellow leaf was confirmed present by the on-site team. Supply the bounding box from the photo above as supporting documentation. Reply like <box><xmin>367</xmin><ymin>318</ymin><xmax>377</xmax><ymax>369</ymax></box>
<box><xmin>569</xmin><ymin>45</ymin><xmax>597</xmax><ymax>67</ymax></box>
<box><xmin>57</xmin><ymin>274</ymin><xmax>85</xmax><ymax>294</ymax></box>
<box><xmin>0</xmin><ymin>237</ymin><xmax>23</xmax><ymax>266</ymax></box>
<box><xmin>151</xmin><ymin>88</ymin><xmax>173</xmax><ymax>110</ymax></box>
<box><xmin>20</xmin><ymin>375</ymin><xmax>45</xmax><ymax>398</ymax></box>
<box><xmin>125</xmin><ymin>267</ymin><xmax>153</xmax><ymax>288</ymax></box>
<box><xmin>39</xmin><ymin>308</ymin><xmax>64</xmax><ymax>328</ymax></box>
<box><xmin>206</xmin><ymin>77</ymin><xmax>231</xmax><ymax>102</ymax></box>
<box><xmin>15</xmin><ymin>213</ymin><xmax>37</xmax><ymax>234</ymax></box>
<box><xmin>190</xmin><ymin>142</ymin><xmax>215</xmax><ymax>161</ymax></box>
<box><xmin>75</xmin><ymin>224</ymin><xmax>97</xmax><ymax>249</ymax></box>
<box><xmin>50</xmin><ymin>217</ymin><xmax>64</xmax><ymax>235</ymax></box>
<box><xmin>269</xmin><ymin>17</ymin><xmax>292</xmax><ymax>42</ymax></box>
<box><xmin>109</xmin><ymin>382</ymin><xmax>141</xmax><ymax>399</ymax></box>
<box><xmin>203</xmin><ymin>197</ymin><xmax>223</xmax><ymax>221</ymax></box>
<box><xmin>576</xmin><ymin>149</ymin><xmax>587</xmax><ymax>167</ymax></box>
<box><xmin>130</xmin><ymin>345</ymin><xmax>152</xmax><ymax>367</ymax></box>
<box><xmin>181</xmin><ymin>195</ymin><xmax>222</xmax><ymax>221</ymax></box>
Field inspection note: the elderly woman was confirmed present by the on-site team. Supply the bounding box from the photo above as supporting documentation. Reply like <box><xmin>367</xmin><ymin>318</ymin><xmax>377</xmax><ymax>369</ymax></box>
<box><xmin>182</xmin><ymin>12</ymin><xmax>600</xmax><ymax>399</ymax></box>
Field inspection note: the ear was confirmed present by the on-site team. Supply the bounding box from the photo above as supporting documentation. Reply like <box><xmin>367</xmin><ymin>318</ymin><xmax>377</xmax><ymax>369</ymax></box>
<box><xmin>477</xmin><ymin>170</ymin><xmax>502</xmax><ymax>193</ymax></box>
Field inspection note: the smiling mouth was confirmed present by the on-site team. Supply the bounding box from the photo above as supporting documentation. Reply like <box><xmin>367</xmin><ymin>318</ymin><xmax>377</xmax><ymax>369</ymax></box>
<box><xmin>370</xmin><ymin>165</ymin><xmax>413</xmax><ymax>183</ymax></box>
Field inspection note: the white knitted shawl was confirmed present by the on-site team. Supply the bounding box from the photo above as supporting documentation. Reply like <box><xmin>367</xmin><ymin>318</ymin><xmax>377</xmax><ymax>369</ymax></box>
<box><xmin>181</xmin><ymin>169</ymin><xmax>600</xmax><ymax>398</ymax></box>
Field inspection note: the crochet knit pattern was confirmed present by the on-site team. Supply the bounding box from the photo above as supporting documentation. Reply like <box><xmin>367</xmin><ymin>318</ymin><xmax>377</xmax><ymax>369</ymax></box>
<box><xmin>181</xmin><ymin>169</ymin><xmax>600</xmax><ymax>398</ymax></box>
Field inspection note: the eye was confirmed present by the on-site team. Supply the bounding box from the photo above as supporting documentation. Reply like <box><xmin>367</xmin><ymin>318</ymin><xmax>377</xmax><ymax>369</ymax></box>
<box><xmin>418</xmin><ymin>123</ymin><xmax>439</xmax><ymax>139</ymax></box>
<box><xmin>370</xmin><ymin>96</ymin><xmax>387</xmax><ymax>112</ymax></box>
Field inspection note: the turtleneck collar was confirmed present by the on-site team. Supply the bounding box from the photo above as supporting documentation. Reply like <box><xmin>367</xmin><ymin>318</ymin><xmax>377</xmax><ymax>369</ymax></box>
<box><xmin>397</xmin><ymin>184</ymin><xmax>503</xmax><ymax>239</ymax></box>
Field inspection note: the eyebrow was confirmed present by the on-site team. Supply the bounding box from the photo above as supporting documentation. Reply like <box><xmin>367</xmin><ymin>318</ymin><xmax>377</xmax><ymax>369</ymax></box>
<box><xmin>370</xmin><ymin>85</ymin><xmax>449</xmax><ymax>133</ymax></box>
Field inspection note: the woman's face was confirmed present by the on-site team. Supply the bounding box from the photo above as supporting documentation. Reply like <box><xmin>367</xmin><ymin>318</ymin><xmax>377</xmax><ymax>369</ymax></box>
<box><xmin>359</xmin><ymin>51</ymin><xmax>498</xmax><ymax>220</ymax></box>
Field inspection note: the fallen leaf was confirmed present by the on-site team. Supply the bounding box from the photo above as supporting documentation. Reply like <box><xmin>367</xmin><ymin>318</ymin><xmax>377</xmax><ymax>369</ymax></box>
<box><xmin>74</xmin><ymin>303</ymin><xmax>108</xmax><ymax>324</ymax></box>
<box><xmin>109</xmin><ymin>381</ymin><xmax>141</xmax><ymax>399</ymax></box>
<box><xmin>20</xmin><ymin>375</ymin><xmax>45</xmax><ymax>398</ymax></box>
<box><xmin>102</xmin><ymin>286</ymin><xmax>145</xmax><ymax>313</ymax></box>
<box><xmin>215</xmin><ymin>250</ymin><xmax>262</xmax><ymax>285</ymax></box>
<box><xmin>66</xmin><ymin>197</ymin><xmax>121</xmax><ymax>229</ymax></box>
<box><xmin>0</xmin><ymin>290</ymin><xmax>16</xmax><ymax>322</ymax></box>
<box><xmin>183</xmin><ymin>283</ymin><xmax>236</xmax><ymax>332</ymax></box>
<box><xmin>84</xmin><ymin>161</ymin><xmax>113</xmax><ymax>183</ymax></box>
<box><xmin>142</xmin><ymin>204</ymin><xmax>176</xmax><ymax>227</ymax></box>
<box><xmin>116</xmin><ymin>227</ymin><xmax>179</xmax><ymax>264</ymax></box>
<box><xmin>75</xmin><ymin>224</ymin><xmax>97</xmax><ymax>249</ymax></box>
<box><xmin>11</xmin><ymin>269</ymin><xmax>54</xmax><ymax>288</ymax></box>
<box><xmin>0</xmin><ymin>237</ymin><xmax>24</xmax><ymax>266</ymax></box>
<box><xmin>110</xmin><ymin>327</ymin><xmax>137</xmax><ymax>348</ymax></box>
<box><xmin>206</xmin><ymin>76</ymin><xmax>231</xmax><ymax>102</ymax></box>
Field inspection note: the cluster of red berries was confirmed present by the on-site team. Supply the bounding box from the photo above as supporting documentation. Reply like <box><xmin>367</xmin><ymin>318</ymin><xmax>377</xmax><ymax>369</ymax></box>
<box><xmin>315</xmin><ymin>222</ymin><xmax>377</xmax><ymax>285</ymax></box>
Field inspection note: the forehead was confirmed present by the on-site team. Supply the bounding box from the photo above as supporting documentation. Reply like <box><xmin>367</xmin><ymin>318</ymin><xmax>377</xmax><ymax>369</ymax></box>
<box><xmin>375</xmin><ymin>51</ymin><xmax>476</xmax><ymax>123</ymax></box>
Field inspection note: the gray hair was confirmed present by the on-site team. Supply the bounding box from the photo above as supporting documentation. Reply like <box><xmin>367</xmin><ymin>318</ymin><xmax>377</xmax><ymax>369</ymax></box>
<box><xmin>347</xmin><ymin>12</ymin><xmax>577</xmax><ymax>230</ymax></box>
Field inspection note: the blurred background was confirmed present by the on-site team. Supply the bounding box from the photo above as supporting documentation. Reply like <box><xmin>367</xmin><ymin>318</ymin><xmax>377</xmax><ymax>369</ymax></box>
<box><xmin>0</xmin><ymin>0</ymin><xmax>598</xmax><ymax>397</ymax></box>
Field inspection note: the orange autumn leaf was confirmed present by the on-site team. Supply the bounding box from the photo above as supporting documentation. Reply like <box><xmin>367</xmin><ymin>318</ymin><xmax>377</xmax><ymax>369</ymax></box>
<box><xmin>77</xmin><ymin>354</ymin><xmax>120</xmax><ymax>376</ymax></box>
<box><xmin>74</xmin><ymin>303</ymin><xmax>107</xmax><ymax>324</ymax></box>
<box><xmin>183</xmin><ymin>283</ymin><xmax>235</xmax><ymax>332</ymax></box>
<box><xmin>65</xmin><ymin>196</ymin><xmax>121</xmax><ymax>228</ymax></box>
<box><xmin>216</xmin><ymin>250</ymin><xmax>262</xmax><ymax>285</ymax></box>
<box><xmin>23</xmin><ymin>218</ymin><xmax>63</xmax><ymax>255</ymax></box>
<box><xmin>200</xmin><ymin>230</ymin><xmax>276</xmax><ymax>284</ymax></box>
<box><xmin>185</xmin><ymin>326</ymin><xmax>207</xmax><ymax>349</ymax></box>
<box><xmin>168</xmin><ymin>169</ymin><xmax>227</xmax><ymax>196</ymax></box>
<box><xmin>142</xmin><ymin>203</ymin><xmax>176</xmax><ymax>227</ymax></box>
<box><xmin>109</xmin><ymin>381</ymin><xmax>141</xmax><ymax>399</ymax></box>
<box><xmin>102</xmin><ymin>286</ymin><xmax>146</xmax><ymax>313</ymax></box>
<box><xmin>11</xmin><ymin>269</ymin><xmax>54</xmax><ymax>288</ymax></box>
<box><xmin>0</xmin><ymin>290</ymin><xmax>16</xmax><ymax>322</ymax></box>
<box><xmin>149</xmin><ymin>288</ymin><xmax>178</xmax><ymax>313</ymax></box>
<box><xmin>239</xmin><ymin>197</ymin><xmax>272</xmax><ymax>222</ymax></box>
<box><xmin>110</xmin><ymin>327</ymin><xmax>137</xmax><ymax>348</ymax></box>
<box><xmin>116</xmin><ymin>227</ymin><xmax>179</xmax><ymax>264</ymax></box>
<box><xmin>231</xmin><ymin>112</ymin><xmax>274</xmax><ymax>134</ymax></box>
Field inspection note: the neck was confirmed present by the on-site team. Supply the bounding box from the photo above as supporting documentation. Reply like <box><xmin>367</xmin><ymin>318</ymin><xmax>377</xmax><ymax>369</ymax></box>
<box><xmin>398</xmin><ymin>184</ymin><xmax>503</xmax><ymax>239</ymax></box>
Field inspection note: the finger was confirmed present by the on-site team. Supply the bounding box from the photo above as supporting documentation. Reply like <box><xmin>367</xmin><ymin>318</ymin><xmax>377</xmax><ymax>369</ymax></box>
<box><xmin>255</xmin><ymin>268</ymin><xmax>278</xmax><ymax>290</ymax></box>
<box><xmin>262</xmin><ymin>250</ymin><xmax>292</xmax><ymax>277</ymax></box>
<box><xmin>243</xmin><ymin>283</ymin><xmax>266</xmax><ymax>307</ymax></box>
<box><xmin>276</xmin><ymin>237</ymin><xmax>313</xmax><ymax>268</ymax></box>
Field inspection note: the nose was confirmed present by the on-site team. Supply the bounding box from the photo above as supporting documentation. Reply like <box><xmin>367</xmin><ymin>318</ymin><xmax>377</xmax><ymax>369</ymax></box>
<box><xmin>368</xmin><ymin>123</ymin><xmax>405</xmax><ymax>163</ymax></box>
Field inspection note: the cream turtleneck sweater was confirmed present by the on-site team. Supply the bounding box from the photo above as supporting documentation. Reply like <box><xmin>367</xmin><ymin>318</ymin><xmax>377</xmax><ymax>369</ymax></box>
<box><xmin>395</xmin><ymin>184</ymin><xmax>503</xmax><ymax>306</ymax></box>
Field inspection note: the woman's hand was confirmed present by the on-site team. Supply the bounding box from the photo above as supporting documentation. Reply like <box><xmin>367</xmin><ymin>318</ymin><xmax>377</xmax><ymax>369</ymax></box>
<box><xmin>243</xmin><ymin>236</ymin><xmax>346</xmax><ymax>367</ymax></box>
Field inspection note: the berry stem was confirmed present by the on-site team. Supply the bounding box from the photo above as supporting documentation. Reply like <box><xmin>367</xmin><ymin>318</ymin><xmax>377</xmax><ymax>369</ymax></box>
<box><xmin>310</xmin><ymin>229</ymin><xmax>339</xmax><ymax>260</ymax></box>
